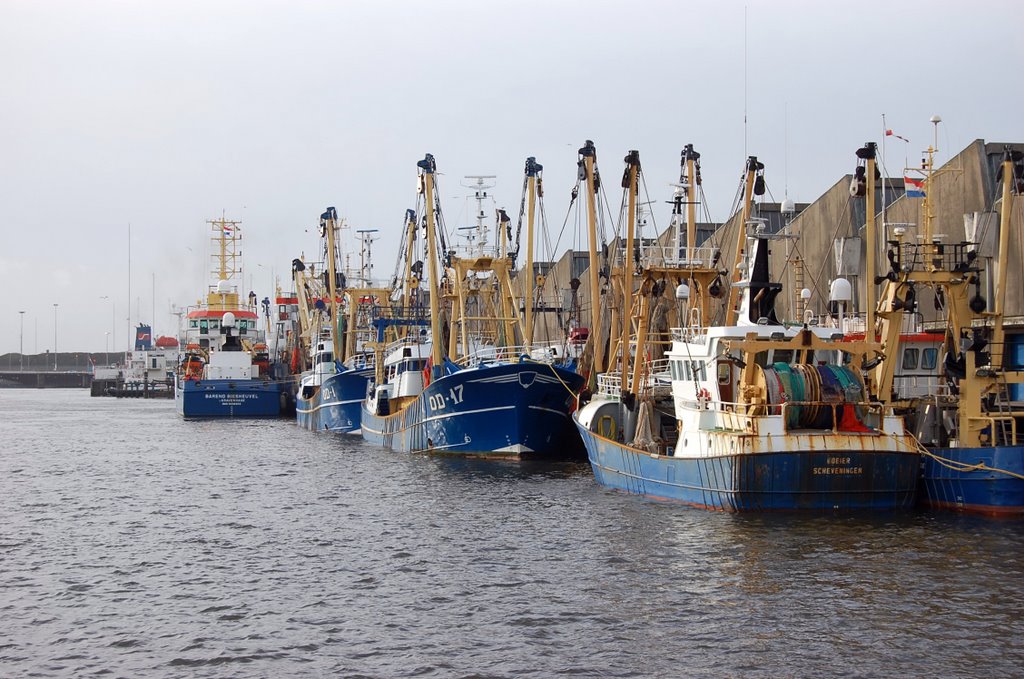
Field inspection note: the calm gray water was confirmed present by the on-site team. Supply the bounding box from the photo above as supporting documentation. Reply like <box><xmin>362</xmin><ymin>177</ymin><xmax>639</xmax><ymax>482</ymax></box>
<box><xmin>2</xmin><ymin>389</ymin><xmax>1023</xmax><ymax>678</ymax></box>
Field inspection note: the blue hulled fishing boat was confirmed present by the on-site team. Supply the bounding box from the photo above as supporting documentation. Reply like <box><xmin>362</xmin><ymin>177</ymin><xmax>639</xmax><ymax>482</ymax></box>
<box><xmin>868</xmin><ymin>139</ymin><xmax>1024</xmax><ymax>516</ymax></box>
<box><xmin>360</xmin><ymin>154</ymin><xmax>585</xmax><ymax>459</ymax></box>
<box><xmin>294</xmin><ymin>208</ymin><xmax>385</xmax><ymax>433</ymax></box>
<box><xmin>573</xmin><ymin>144</ymin><xmax>920</xmax><ymax>510</ymax></box>
<box><xmin>295</xmin><ymin>329</ymin><xmax>373</xmax><ymax>433</ymax></box>
<box><xmin>362</xmin><ymin>342</ymin><xmax>584</xmax><ymax>456</ymax></box>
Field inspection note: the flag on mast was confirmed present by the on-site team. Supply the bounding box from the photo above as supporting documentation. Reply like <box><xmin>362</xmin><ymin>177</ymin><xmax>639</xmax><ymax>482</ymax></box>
<box><xmin>904</xmin><ymin>176</ymin><xmax>926</xmax><ymax>198</ymax></box>
<box><xmin>886</xmin><ymin>129</ymin><xmax>910</xmax><ymax>143</ymax></box>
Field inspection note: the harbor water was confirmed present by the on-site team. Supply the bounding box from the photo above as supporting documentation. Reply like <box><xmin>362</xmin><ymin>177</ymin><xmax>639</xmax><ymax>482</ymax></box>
<box><xmin>2</xmin><ymin>390</ymin><xmax>1023</xmax><ymax>677</ymax></box>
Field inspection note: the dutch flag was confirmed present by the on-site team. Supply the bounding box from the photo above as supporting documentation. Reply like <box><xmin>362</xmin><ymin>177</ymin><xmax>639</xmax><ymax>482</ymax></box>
<box><xmin>223</xmin><ymin>224</ymin><xmax>234</xmax><ymax>237</ymax></box>
<box><xmin>904</xmin><ymin>176</ymin><xmax>926</xmax><ymax>198</ymax></box>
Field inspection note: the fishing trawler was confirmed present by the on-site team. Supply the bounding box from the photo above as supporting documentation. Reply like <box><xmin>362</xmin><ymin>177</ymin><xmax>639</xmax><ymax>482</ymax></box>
<box><xmin>175</xmin><ymin>217</ymin><xmax>285</xmax><ymax>417</ymax></box>
<box><xmin>360</xmin><ymin>154</ymin><xmax>585</xmax><ymax>458</ymax></box>
<box><xmin>295</xmin><ymin>207</ymin><xmax>385</xmax><ymax>433</ymax></box>
<box><xmin>865</xmin><ymin>139</ymin><xmax>1024</xmax><ymax>515</ymax></box>
<box><xmin>573</xmin><ymin>143</ymin><xmax>920</xmax><ymax>510</ymax></box>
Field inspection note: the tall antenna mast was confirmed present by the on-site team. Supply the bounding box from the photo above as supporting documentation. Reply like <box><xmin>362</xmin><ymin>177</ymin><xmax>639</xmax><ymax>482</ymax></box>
<box><xmin>783</xmin><ymin>101</ymin><xmax>788</xmax><ymax>199</ymax></box>
<box><xmin>743</xmin><ymin>5</ymin><xmax>748</xmax><ymax>158</ymax></box>
<box><xmin>881</xmin><ymin>113</ymin><xmax>887</xmax><ymax>232</ymax></box>
<box><xmin>462</xmin><ymin>175</ymin><xmax>496</xmax><ymax>256</ymax></box>
<box><xmin>356</xmin><ymin>229</ymin><xmax>379</xmax><ymax>287</ymax></box>
<box><xmin>127</xmin><ymin>223</ymin><xmax>131</xmax><ymax>343</ymax></box>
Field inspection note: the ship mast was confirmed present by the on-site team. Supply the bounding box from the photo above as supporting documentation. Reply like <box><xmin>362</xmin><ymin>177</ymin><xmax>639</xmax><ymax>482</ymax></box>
<box><xmin>988</xmin><ymin>149</ymin><xmax>1020</xmax><ymax>375</ymax></box>
<box><xmin>400</xmin><ymin>209</ymin><xmax>418</xmax><ymax>339</ymax></box>
<box><xmin>322</xmin><ymin>207</ymin><xmax>343</xmax><ymax>361</ymax></box>
<box><xmin>524</xmin><ymin>157</ymin><xmax>541</xmax><ymax>347</ymax></box>
<box><xmin>684</xmin><ymin>145</ymin><xmax>699</xmax><ymax>256</ymax></box>
<box><xmin>356</xmin><ymin>229</ymin><xmax>379</xmax><ymax>288</ymax></box>
<box><xmin>579</xmin><ymin>140</ymin><xmax>604</xmax><ymax>374</ymax></box>
<box><xmin>848</xmin><ymin>141</ymin><xmax>881</xmax><ymax>376</ymax></box>
<box><xmin>206</xmin><ymin>214</ymin><xmax>242</xmax><ymax>310</ymax></box>
<box><xmin>725</xmin><ymin>157</ymin><xmax>762</xmax><ymax>326</ymax></box>
<box><xmin>681</xmin><ymin>144</ymin><xmax>704</xmax><ymax>324</ymax></box>
<box><xmin>462</xmin><ymin>174</ymin><xmax>496</xmax><ymax>257</ymax></box>
<box><xmin>619</xmin><ymin>150</ymin><xmax>640</xmax><ymax>394</ymax></box>
<box><xmin>419</xmin><ymin>154</ymin><xmax>445</xmax><ymax>379</ymax></box>
<box><xmin>861</xmin><ymin>144</ymin><xmax>878</xmax><ymax>341</ymax></box>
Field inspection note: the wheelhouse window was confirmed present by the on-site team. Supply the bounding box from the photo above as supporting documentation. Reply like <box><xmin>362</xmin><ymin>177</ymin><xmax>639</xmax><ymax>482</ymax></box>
<box><xmin>902</xmin><ymin>348</ymin><xmax>919</xmax><ymax>370</ymax></box>
<box><xmin>689</xmin><ymin>361</ymin><xmax>706</xmax><ymax>381</ymax></box>
<box><xmin>921</xmin><ymin>347</ymin><xmax>938</xmax><ymax>371</ymax></box>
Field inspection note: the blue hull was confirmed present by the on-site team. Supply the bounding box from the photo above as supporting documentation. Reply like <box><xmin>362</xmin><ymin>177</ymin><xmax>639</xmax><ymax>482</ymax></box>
<box><xmin>361</xmin><ymin>362</ymin><xmax>584</xmax><ymax>458</ymax></box>
<box><xmin>576</xmin><ymin>419</ymin><xmax>918</xmax><ymax>511</ymax></box>
<box><xmin>295</xmin><ymin>367</ymin><xmax>372</xmax><ymax>433</ymax></box>
<box><xmin>920</xmin><ymin>445</ymin><xmax>1024</xmax><ymax>516</ymax></box>
<box><xmin>175</xmin><ymin>378</ymin><xmax>284</xmax><ymax>418</ymax></box>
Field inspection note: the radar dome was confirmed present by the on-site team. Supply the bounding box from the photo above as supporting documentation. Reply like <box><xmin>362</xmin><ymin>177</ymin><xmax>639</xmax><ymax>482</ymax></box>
<box><xmin>222</xmin><ymin>312</ymin><xmax>236</xmax><ymax>327</ymax></box>
<box><xmin>829</xmin><ymin>278</ymin><xmax>852</xmax><ymax>303</ymax></box>
<box><xmin>216</xmin><ymin>279</ymin><xmax>231</xmax><ymax>294</ymax></box>
<box><xmin>781</xmin><ymin>198</ymin><xmax>796</xmax><ymax>215</ymax></box>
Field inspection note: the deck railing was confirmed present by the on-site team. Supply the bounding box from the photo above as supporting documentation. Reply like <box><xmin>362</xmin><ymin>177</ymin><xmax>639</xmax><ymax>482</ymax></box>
<box><xmin>453</xmin><ymin>344</ymin><xmax>560</xmax><ymax>367</ymax></box>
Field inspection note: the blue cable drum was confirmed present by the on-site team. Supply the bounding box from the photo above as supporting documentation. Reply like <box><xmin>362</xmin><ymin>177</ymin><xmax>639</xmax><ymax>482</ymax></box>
<box><xmin>816</xmin><ymin>366</ymin><xmax>846</xmax><ymax>429</ymax></box>
<box><xmin>772</xmin><ymin>363</ymin><xmax>800</xmax><ymax>429</ymax></box>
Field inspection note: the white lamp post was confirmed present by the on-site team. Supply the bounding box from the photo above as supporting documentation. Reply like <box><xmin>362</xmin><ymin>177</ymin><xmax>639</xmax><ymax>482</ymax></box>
<box><xmin>18</xmin><ymin>310</ymin><xmax>25</xmax><ymax>371</ymax></box>
<box><xmin>53</xmin><ymin>303</ymin><xmax>59</xmax><ymax>370</ymax></box>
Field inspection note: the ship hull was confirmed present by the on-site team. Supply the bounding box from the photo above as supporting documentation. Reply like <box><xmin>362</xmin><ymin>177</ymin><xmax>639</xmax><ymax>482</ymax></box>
<box><xmin>175</xmin><ymin>377</ymin><xmax>284</xmax><ymax>417</ymax></box>
<box><xmin>361</xmin><ymin>363</ymin><xmax>584</xmax><ymax>459</ymax></box>
<box><xmin>576</xmin><ymin>418</ymin><xmax>919</xmax><ymax>511</ymax></box>
<box><xmin>295</xmin><ymin>367</ymin><xmax>372</xmax><ymax>433</ymax></box>
<box><xmin>919</xmin><ymin>445</ymin><xmax>1024</xmax><ymax>516</ymax></box>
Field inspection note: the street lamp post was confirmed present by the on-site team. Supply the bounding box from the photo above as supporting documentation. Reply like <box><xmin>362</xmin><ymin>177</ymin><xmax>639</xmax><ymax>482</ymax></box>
<box><xmin>19</xmin><ymin>311</ymin><xmax>25</xmax><ymax>371</ymax></box>
<box><xmin>105</xmin><ymin>331</ymin><xmax>111</xmax><ymax>365</ymax></box>
<box><xmin>100</xmin><ymin>296</ymin><xmax>115</xmax><ymax>354</ymax></box>
<box><xmin>53</xmin><ymin>303</ymin><xmax>58</xmax><ymax>371</ymax></box>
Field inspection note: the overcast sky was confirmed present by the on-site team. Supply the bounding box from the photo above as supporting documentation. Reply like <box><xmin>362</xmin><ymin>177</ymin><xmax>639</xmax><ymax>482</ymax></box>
<box><xmin>2</xmin><ymin>0</ymin><xmax>1021</xmax><ymax>354</ymax></box>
